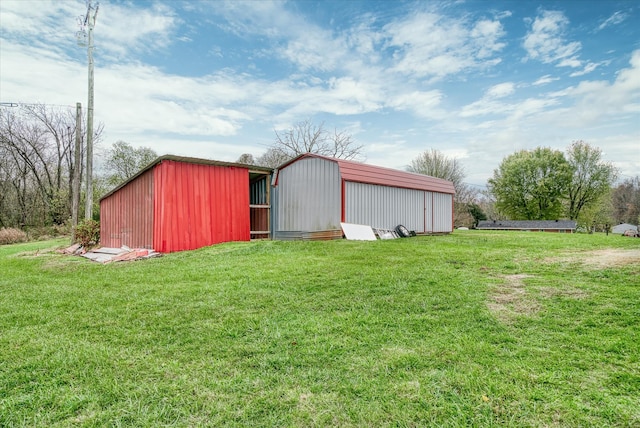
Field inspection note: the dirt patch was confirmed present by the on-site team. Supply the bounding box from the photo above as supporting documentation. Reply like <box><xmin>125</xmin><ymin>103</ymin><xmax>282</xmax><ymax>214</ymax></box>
<box><xmin>488</xmin><ymin>274</ymin><xmax>591</xmax><ymax>323</ymax></box>
<box><xmin>581</xmin><ymin>249</ymin><xmax>640</xmax><ymax>268</ymax></box>
<box><xmin>15</xmin><ymin>246</ymin><xmax>59</xmax><ymax>258</ymax></box>
<box><xmin>537</xmin><ymin>286</ymin><xmax>589</xmax><ymax>300</ymax></box>
<box><xmin>546</xmin><ymin>248</ymin><xmax>640</xmax><ymax>269</ymax></box>
<box><xmin>487</xmin><ymin>274</ymin><xmax>540</xmax><ymax>323</ymax></box>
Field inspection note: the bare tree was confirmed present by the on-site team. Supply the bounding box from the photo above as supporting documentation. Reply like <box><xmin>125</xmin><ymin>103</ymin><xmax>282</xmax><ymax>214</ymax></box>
<box><xmin>256</xmin><ymin>147</ymin><xmax>293</xmax><ymax>169</ymax></box>
<box><xmin>271</xmin><ymin>119</ymin><xmax>364</xmax><ymax>162</ymax></box>
<box><xmin>407</xmin><ymin>148</ymin><xmax>477</xmax><ymax>227</ymax></box>
<box><xmin>236</xmin><ymin>153</ymin><xmax>256</xmax><ymax>165</ymax></box>
<box><xmin>0</xmin><ymin>104</ymin><xmax>103</xmax><ymax>227</ymax></box>
<box><xmin>407</xmin><ymin>148</ymin><xmax>474</xmax><ymax>201</ymax></box>
<box><xmin>612</xmin><ymin>176</ymin><xmax>640</xmax><ymax>225</ymax></box>
<box><xmin>408</xmin><ymin>149</ymin><xmax>465</xmax><ymax>187</ymax></box>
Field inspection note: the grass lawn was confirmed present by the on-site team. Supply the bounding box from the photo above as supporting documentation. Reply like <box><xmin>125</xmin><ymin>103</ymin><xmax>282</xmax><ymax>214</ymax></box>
<box><xmin>1</xmin><ymin>231</ymin><xmax>639</xmax><ymax>427</ymax></box>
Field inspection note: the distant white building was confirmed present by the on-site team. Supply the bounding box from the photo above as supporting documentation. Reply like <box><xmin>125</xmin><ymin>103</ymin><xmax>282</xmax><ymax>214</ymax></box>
<box><xmin>612</xmin><ymin>223</ymin><xmax>638</xmax><ymax>234</ymax></box>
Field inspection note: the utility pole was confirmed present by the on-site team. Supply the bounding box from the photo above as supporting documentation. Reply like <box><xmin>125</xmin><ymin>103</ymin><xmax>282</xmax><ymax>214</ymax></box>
<box><xmin>80</xmin><ymin>1</ymin><xmax>99</xmax><ymax>220</ymax></box>
<box><xmin>71</xmin><ymin>102</ymin><xmax>82</xmax><ymax>242</ymax></box>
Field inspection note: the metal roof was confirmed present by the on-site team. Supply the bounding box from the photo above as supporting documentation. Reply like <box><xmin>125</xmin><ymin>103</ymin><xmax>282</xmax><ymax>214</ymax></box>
<box><xmin>100</xmin><ymin>154</ymin><xmax>272</xmax><ymax>201</ymax></box>
<box><xmin>612</xmin><ymin>223</ymin><xmax>638</xmax><ymax>233</ymax></box>
<box><xmin>275</xmin><ymin>153</ymin><xmax>455</xmax><ymax>194</ymax></box>
<box><xmin>476</xmin><ymin>220</ymin><xmax>577</xmax><ymax>230</ymax></box>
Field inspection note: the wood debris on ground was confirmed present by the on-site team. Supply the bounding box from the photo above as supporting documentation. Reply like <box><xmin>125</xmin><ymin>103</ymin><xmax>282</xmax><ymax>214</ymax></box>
<box><xmin>59</xmin><ymin>244</ymin><xmax>161</xmax><ymax>263</ymax></box>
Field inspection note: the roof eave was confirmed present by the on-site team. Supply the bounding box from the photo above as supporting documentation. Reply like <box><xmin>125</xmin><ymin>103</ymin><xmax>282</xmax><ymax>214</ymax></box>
<box><xmin>100</xmin><ymin>154</ymin><xmax>272</xmax><ymax>201</ymax></box>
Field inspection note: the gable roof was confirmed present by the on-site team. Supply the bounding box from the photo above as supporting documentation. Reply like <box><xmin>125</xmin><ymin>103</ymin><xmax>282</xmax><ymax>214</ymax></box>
<box><xmin>276</xmin><ymin>153</ymin><xmax>455</xmax><ymax>194</ymax></box>
<box><xmin>476</xmin><ymin>220</ymin><xmax>577</xmax><ymax>230</ymax></box>
<box><xmin>612</xmin><ymin>223</ymin><xmax>638</xmax><ymax>233</ymax></box>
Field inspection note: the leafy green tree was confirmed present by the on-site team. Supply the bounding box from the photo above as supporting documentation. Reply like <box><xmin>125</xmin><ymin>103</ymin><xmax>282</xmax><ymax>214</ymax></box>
<box><xmin>488</xmin><ymin>147</ymin><xmax>572</xmax><ymax>220</ymax></box>
<box><xmin>565</xmin><ymin>141</ymin><xmax>617</xmax><ymax>220</ymax></box>
<box><xmin>577</xmin><ymin>188</ymin><xmax>614</xmax><ymax>232</ymax></box>
<box><xmin>104</xmin><ymin>141</ymin><xmax>157</xmax><ymax>188</ymax></box>
<box><xmin>468</xmin><ymin>203</ymin><xmax>487</xmax><ymax>227</ymax></box>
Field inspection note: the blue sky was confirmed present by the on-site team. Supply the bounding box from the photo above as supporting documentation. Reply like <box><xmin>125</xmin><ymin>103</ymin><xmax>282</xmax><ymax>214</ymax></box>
<box><xmin>1</xmin><ymin>0</ymin><xmax>638</xmax><ymax>187</ymax></box>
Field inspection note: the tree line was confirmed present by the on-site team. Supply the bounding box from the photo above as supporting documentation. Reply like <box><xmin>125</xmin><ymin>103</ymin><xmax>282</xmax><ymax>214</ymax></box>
<box><xmin>412</xmin><ymin>142</ymin><xmax>637</xmax><ymax>229</ymax></box>
<box><xmin>1</xmin><ymin>106</ymin><xmax>637</xmax><ymax>234</ymax></box>
<box><xmin>0</xmin><ymin>104</ymin><xmax>92</xmax><ymax>229</ymax></box>
<box><xmin>238</xmin><ymin>120</ymin><xmax>636</xmax><ymax>229</ymax></box>
<box><xmin>0</xmin><ymin>104</ymin><xmax>154</xmax><ymax>233</ymax></box>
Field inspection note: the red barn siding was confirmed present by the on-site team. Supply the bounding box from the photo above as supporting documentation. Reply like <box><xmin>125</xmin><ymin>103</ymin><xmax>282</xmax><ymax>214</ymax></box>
<box><xmin>153</xmin><ymin>160</ymin><xmax>250</xmax><ymax>252</ymax></box>
<box><xmin>99</xmin><ymin>168</ymin><xmax>154</xmax><ymax>248</ymax></box>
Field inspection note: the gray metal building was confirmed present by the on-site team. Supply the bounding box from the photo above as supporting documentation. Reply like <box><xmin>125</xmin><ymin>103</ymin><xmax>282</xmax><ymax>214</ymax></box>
<box><xmin>271</xmin><ymin>154</ymin><xmax>455</xmax><ymax>240</ymax></box>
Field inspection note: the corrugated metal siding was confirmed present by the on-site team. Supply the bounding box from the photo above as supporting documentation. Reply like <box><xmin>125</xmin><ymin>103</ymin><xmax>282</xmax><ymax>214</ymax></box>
<box><xmin>153</xmin><ymin>160</ymin><xmax>250</xmax><ymax>252</ymax></box>
<box><xmin>99</xmin><ymin>168</ymin><xmax>154</xmax><ymax>248</ymax></box>
<box><xmin>424</xmin><ymin>191</ymin><xmax>433</xmax><ymax>233</ymax></box>
<box><xmin>277</xmin><ymin>154</ymin><xmax>455</xmax><ymax>194</ymax></box>
<box><xmin>273</xmin><ymin>157</ymin><xmax>341</xmax><ymax>232</ymax></box>
<box><xmin>338</xmin><ymin>160</ymin><xmax>455</xmax><ymax>194</ymax></box>
<box><xmin>432</xmin><ymin>192</ymin><xmax>453</xmax><ymax>232</ymax></box>
<box><xmin>345</xmin><ymin>182</ymin><xmax>425</xmax><ymax>232</ymax></box>
<box><xmin>271</xmin><ymin>154</ymin><xmax>454</xmax><ymax>238</ymax></box>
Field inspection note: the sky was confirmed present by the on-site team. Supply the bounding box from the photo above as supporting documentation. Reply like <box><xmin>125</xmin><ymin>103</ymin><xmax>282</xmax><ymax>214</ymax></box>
<box><xmin>1</xmin><ymin>0</ymin><xmax>639</xmax><ymax>188</ymax></box>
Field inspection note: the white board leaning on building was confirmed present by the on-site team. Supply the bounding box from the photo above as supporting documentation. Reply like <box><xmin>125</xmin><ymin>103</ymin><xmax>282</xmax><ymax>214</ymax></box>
<box><xmin>270</xmin><ymin>154</ymin><xmax>455</xmax><ymax>240</ymax></box>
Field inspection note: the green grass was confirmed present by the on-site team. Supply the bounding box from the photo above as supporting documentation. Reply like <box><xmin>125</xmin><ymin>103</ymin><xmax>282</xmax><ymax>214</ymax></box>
<box><xmin>1</xmin><ymin>232</ymin><xmax>639</xmax><ymax>427</ymax></box>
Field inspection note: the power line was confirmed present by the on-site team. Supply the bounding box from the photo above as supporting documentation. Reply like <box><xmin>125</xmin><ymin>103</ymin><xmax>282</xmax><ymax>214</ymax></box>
<box><xmin>0</xmin><ymin>102</ymin><xmax>75</xmax><ymax>109</ymax></box>
<box><xmin>618</xmin><ymin>172</ymin><xmax>637</xmax><ymax>179</ymax></box>
<box><xmin>463</xmin><ymin>182</ymin><xmax>487</xmax><ymax>189</ymax></box>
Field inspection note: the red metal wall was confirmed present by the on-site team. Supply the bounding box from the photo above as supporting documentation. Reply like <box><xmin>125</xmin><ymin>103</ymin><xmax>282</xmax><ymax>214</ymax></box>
<box><xmin>99</xmin><ymin>168</ymin><xmax>154</xmax><ymax>249</ymax></box>
<box><xmin>153</xmin><ymin>160</ymin><xmax>250</xmax><ymax>252</ymax></box>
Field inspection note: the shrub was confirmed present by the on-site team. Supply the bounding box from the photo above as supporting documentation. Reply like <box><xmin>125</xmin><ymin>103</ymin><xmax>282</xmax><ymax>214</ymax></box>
<box><xmin>74</xmin><ymin>219</ymin><xmax>100</xmax><ymax>248</ymax></box>
<box><xmin>0</xmin><ymin>228</ymin><xmax>28</xmax><ymax>245</ymax></box>
<box><xmin>26</xmin><ymin>223</ymin><xmax>72</xmax><ymax>241</ymax></box>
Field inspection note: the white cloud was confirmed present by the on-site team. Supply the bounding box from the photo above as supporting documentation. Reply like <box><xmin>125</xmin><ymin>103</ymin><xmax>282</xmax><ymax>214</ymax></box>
<box><xmin>346</xmin><ymin>19</ymin><xmax>383</xmax><ymax>61</ymax></box>
<box><xmin>0</xmin><ymin>40</ymin><xmax>84</xmax><ymax>105</ymax></box>
<box><xmin>471</xmin><ymin>19</ymin><xmax>507</xmax><ymax>59</ymax></box>
<box><xmin>459</xmin><ymin>82</ymin><xmax>516</xmax><ymax>117</ymax></box>
<box><xmin>568</xmin><ymin>51</ymin><xmax>640</xmax><ymax>107</ymax></box>
<box><xmin>96</xmin><ymin>3</ymin><xmax>180</xmax><ymax>57</ymax></box>
<box><xmin>2</xmin><ymin>0</ymin><xmax>638</xmax><ymax>184</ymax></box>
<box><xmin>205</xmin><ymin>0</ymin><xmax>349</xmax><ymax>73</ymax></box>
<box><xmin>486</xmin><ymin>82</ymin><xmax>516</xmax><ymax>99</ymax></box>
<box><xmin>532</xmin><ymin>75</ymin><xmax>559</xmax><ymax>86</ymax></box>
<box><xmin>0</xmin><ymin>0</ymin><xmax>81</xmax><ymax>57</ymax></box>
<box><xmin>456</xmin><ymin>50</ymin><xmax>640</xmax><ymax>182</ymax></box>
<box><xmin>569</xmin><ymin>61</ymin><xmax>609</xmax><ymax>77</ymax></box>
<box><xmin>523</xmin><ymin>10</ymin><xmax>582</xmax><ymax>68</ymax></box>
<box><xmin>383</xmin><ymin>11</ymin><xmax>506</xmax><ymax>80</ymax></box>
<box><xmin>597</xmin><ymin>11</ymin><xmax>628</xmax><ymax>31</ymax></box>
<box><xmin>387</xmin><ymin>90</ymin><xmax>445</xmax><ymax>119</ymax></box>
